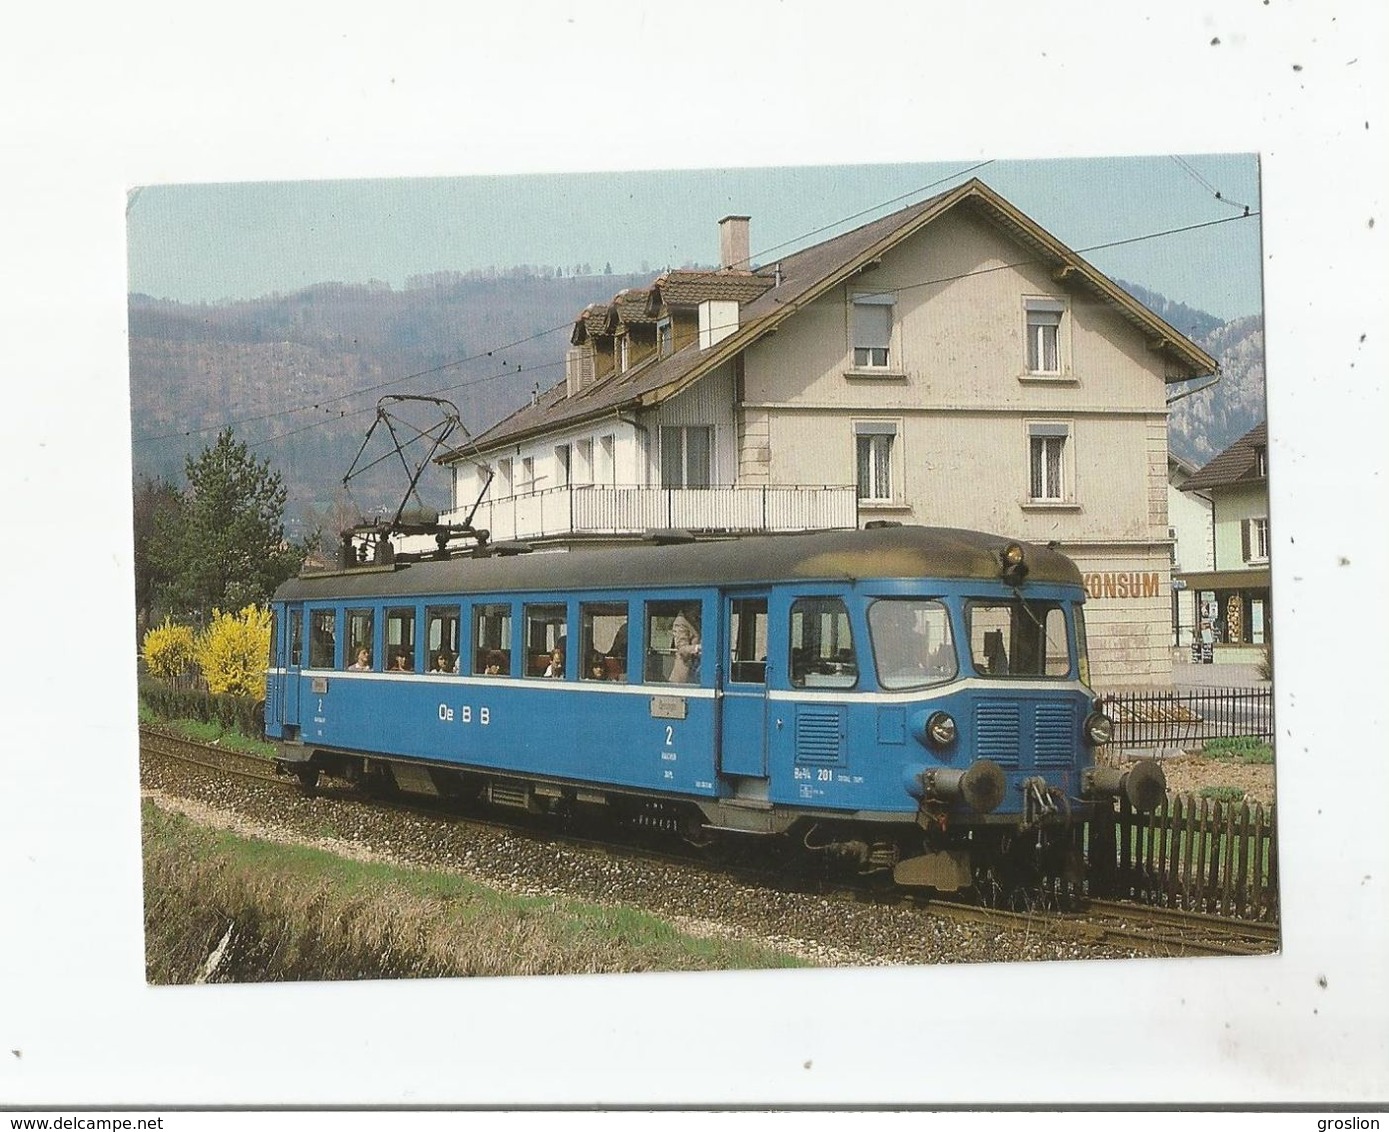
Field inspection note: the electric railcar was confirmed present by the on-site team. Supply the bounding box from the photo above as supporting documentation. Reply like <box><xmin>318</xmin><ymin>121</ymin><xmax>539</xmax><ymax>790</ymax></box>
<box><xmin>264</xmin><ymin>525</ymin><xmax>1164</xmax><ymax>891</ymax></box>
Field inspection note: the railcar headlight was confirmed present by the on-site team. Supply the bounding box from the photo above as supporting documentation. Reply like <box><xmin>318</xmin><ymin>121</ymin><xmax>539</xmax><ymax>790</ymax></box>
<box><xmin>926</xmin><ymin>711</ymin><xmax>957</xmax><ymax>749</ymax></box>
<box><xmin>999</xmin><ymin>542</ymin><xmax>1029</xmax><ymax>584</ymax></box>
<box><xmin>1083</xmin><ymin>710</ymin><xmax>1113</xmax><ymax>746</ymax></box>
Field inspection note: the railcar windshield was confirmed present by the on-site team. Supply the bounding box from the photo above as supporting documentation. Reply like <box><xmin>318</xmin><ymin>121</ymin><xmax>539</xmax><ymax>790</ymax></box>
<box><xmin>964</xmin><ymin>599</ymin><xmax>1071</xmax><ymax>678</ymax></box>
<box><xmin>868</xmin><ymin>599</ymin><xmax>957</xmax><ymax>689</ymax></box>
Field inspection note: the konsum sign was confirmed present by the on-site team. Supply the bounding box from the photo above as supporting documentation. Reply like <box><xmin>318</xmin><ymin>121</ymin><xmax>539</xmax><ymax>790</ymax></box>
<box><xmin>1083</xmin><ymin>571</ymin><xmax>1162</xmax><ymax>600</ymax></box>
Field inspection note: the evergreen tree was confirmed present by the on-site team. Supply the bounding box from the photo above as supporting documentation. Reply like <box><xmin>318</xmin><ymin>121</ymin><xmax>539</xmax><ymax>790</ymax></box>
<box><xmin>154</xmin><ymin>429</ymin><xmax>305</xmax><ymax>616</ymax></box>
<box><xmin>132</xmin><ymin>473</ymin><xmax>183</xmax><ymax>629</ymax></box>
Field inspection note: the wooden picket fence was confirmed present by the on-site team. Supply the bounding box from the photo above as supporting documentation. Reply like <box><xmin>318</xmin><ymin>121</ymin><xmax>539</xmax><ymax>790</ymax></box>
<box><xmin>1088</xmin><ymin>793</ymin><xmax>1279</xmax><ymax>922</ymax></box>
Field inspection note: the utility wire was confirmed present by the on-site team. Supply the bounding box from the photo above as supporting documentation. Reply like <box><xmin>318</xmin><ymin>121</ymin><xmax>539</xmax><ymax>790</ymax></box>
<box><xmin>1169</xmin><ymin>155</ymin><xmax>1253</xmax><ymax>214</ymax></box>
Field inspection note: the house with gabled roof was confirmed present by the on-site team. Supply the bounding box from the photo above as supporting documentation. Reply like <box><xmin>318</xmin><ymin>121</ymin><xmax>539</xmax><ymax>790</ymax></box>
<box><xmin>1176</xmin><ymin>421</ymin><xmax>1272</xmax><ymax>662</ymax></box>
<box><xmin>438</xmin><ymin>177</ymin><xmax>1219</xmax><ymax>686</ymax></box>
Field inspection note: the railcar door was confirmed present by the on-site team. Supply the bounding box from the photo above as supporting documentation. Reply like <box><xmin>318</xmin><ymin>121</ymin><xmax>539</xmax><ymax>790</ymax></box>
<box><xmin>282</xmin><ymin>605</ymin><xmax>303</xmax><ymax>728</ymax></box>
<box><xmin>718</xmin><ymin>592</ymin><xmax>770</xmax><ymax>778</ymax></box>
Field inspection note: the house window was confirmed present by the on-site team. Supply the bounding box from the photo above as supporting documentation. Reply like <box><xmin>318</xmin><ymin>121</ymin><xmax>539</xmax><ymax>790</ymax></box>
<box><xmin>852</xmin><ymin>293</ymin><xmax>894</xmax><ymax>369</ymax></box>
<box><xmin>1254</xmin><ymin>445</ymin><xmax>1268</xmax><ymax>478</ymax></box>
<box><xmin>598</xmin><ymin>434</ymin><xmax>616</xmax><ymax>486</ymax></box>
<box><xmin>660</xmin><ymin>426</ymin><xmax>712</xmax><ymax>488</ymax></box>
<box><xmin>554</xmin><ymin>444</ymin><xmax>570</xmax><ymax>488</ymax></box>
<box><xmin>496</xmin><ymin>457</ymin><xmax>513</xmax><ymax>497</ymax></box>
<box><xmin>575</xmin><ymin>438</ymin><xmax>594</xmax><ymax>485</ymax></box>
<box><xmin>618</xmin><ymin>333</ymin><xmax>629</xmax><ymax>373</ymax></box>
<box><xmin>1025</xmin><ymin>299</ymin><xmax>1065</xmax><ymax>375</ymax></box>
<box><xmin>519</xmin><ymin>456</ymin><xmax>534</xmax><ymax>494</ymax></box>
<box><xmin>1028</xmin><ymin>423</ymin><xmax>1070</xmax><ymax>502</ymax></box>
<box><xmin>854</xmin><ymin>421</ymin><xmax>896</xmax><ymax>503</ymax></box>
<box><xmin>1243</xmin><ymin>517</ymin><xmax>1270</xmax><ymax>563</ymax></box>
<box><xmin>657</xmin><ymin>318</ymin><xmax>673</xmax><ymax>358</ymax></box>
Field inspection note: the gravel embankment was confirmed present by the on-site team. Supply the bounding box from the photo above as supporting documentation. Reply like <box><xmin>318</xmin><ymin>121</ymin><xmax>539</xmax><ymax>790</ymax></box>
<box><xmin>141</xmin><ymin>753</ymin><xmax>1148</xmax><ymax>968</ymax></box>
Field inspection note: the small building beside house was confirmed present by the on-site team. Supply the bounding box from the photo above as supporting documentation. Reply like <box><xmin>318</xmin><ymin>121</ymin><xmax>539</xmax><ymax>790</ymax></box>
<box><xmin>1167</xmin><ymin>450</ymin><xmax>1215</xmax><ymax>649</ymax></box>
<box><xmin>1174</xmin><ymin>422</ymin><xmax>1272</xmax><ymax>663</ymax></box>
<box><xmin>438</xmin><ymin>178</ymin><xmax>1218</xmax><ymax>687</ymax></box>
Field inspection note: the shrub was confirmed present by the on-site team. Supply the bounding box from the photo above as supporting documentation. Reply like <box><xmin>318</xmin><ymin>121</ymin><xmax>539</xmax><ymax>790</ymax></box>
<box><xmin>1200</xmin><ymin>785</ymin><xmax>1246</xmax><ymax>804</ymax></box>
<box><xmin>196</xmin><ymin>605</ymin><xmax>273</xmax><ymax>698</ymax></box>
<box><xmin>142</xmin><ymin>618</ymin><xmax>197</xmax><ymax>679</ymax></box>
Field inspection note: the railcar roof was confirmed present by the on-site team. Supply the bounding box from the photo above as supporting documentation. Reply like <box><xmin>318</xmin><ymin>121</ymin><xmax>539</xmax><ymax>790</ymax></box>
<box><xmin>273</xmin><ymin>526</ymin><xmax>1083</xmax><ymax>602</ymax></box>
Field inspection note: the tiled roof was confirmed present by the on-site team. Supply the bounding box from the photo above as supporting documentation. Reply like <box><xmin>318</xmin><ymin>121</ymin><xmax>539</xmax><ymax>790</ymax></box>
<box><xmin>612</xmin><ymin>288</ymin><xmax>657</xmax><ymax>325</ymax></box>
<box><xmin>445</xmin><ymin>178</ymin><xmax>1220</xmax><ymax>461</ymax></box>
<box><xmin>653</xmin><ymin>271</ymin><xmax>776</xmax><ymax>307</ymax></box>
<box><xmin>1179</xmin><ymin>422</ymin><xmax>1268</xmax><ymax>492</ymax></box>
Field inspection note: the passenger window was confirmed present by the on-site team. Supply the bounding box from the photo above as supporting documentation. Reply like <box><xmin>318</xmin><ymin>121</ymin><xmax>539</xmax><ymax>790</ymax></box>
<box><xmin>789</xmin><ymin>597</ymin><xmax>858</xmax><ymax>688</ymax></box>
<box><xmin>427</xmin><ymin>605</ymin><xmax>461</xmax><ymax>673</ymax></box>
<box><xmin>581</xmin><ymin>602</ymin><xmax>628</xmax><ymax>682</ymax></box>
<box><xmin>728</xmin><ymin>598</ymin><xmax>768</xmax><ymax>684</ymax></box>
<box><xmin>346</xmin><ymin>608</ymin><xmax>374</xmax><ymax>671</ymax></box>
<box><xmin>645</xmin><ymin>600</ymin><xmax>703</xmax><ymax>684</ymax></box>
<box><xmin>525</xmin><ymin>603</ymin><xmax>568</xmax><ymax>678</ymax></box>
<box><xmin>289</xmin><ymin>610</ymin><xmax>303</xmax><ymax>667</ymax></box>
<box><xmin>473</xmin><ymin>603</ymin><xmax>513</xmax><ymax>676</ymax></box>
<box><xmin>385</xmin><ymin>607</ymin><xmax>416</xmax><ymax>672</ymax></box>
<box><xmin>309</xmin><ymin>609</ymin><xmax>336</xmax><ymax>669</ymax></box>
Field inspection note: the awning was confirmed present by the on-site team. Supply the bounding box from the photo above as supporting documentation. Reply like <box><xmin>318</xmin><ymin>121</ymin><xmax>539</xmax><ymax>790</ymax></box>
<box><xmin>1176</xmin><ymin>568</ymin><xmax>1272</xmax><ymax>591</ymax></box>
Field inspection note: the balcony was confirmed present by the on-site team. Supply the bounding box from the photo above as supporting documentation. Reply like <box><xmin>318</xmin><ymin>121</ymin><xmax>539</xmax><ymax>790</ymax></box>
<box><xmin>443</xmin><ymin>484</ymin><xmax>859</xmax><ymax>544</ymax></box>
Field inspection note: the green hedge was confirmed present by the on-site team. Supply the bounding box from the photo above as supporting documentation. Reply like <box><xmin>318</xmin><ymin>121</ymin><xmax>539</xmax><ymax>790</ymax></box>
<box><xmin>139</xmin><ymin>676</ymin><xmax>264</xmax><ymax>737</ymax></box>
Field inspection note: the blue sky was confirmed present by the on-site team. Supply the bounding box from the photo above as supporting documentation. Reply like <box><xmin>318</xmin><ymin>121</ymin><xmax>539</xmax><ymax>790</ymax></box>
<box><xmin>127</xmin><ymin>153</ymin><xmax>1263</xmax><ymax>321</ymax></box>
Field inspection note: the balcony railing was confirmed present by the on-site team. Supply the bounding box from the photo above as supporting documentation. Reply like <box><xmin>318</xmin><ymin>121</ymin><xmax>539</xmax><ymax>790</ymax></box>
<box><xmin>443</xmin><ymin>484</ymin><xmax>859</xmax><ymax>543</ymax></box>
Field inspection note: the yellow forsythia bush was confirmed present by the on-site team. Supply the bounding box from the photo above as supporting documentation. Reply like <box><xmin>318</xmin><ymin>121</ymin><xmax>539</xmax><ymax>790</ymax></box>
<box><xmin>142</xmin><ymin>618</ymin><xmax>197</xmax><ymax>679</ymax></box>
<box><xmin>196</xmin><ymin>605</ymin><xmax>273</xmax><ymax>698</ymax></box>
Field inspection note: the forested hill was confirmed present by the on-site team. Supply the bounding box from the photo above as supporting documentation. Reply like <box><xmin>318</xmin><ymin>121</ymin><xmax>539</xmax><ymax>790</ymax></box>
<box><xmin>129</xmin><ymin>269</ymin><xmax>654</xmax><ymax>528</ymax></box>
<box><xmin>129</xmin><ymin>271</ymin><xmax>1266</xmax><ymax>527</ymax></box>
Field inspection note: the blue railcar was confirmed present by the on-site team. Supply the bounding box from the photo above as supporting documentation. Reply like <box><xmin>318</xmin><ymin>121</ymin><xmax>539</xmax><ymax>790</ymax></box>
<box><xmin>265</xmin><ymin>526</ymin><xmax>1163</xmax><ymax>891</ymax></box>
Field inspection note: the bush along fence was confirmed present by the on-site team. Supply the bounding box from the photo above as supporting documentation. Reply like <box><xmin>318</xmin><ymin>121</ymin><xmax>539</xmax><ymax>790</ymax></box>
<box><xmin>139</xmin><ymin>677</ymin><xmax>264</xmax><ymax>738</ymax></box>
<box><xmin>1099</xmin><ymin>686</ymin><xmax>1273</xmax><ymax>753</ymax></box>
<box><xmin>1088</xmin><ymin>793</ymin><xmax>1279</xmax><ymax>922</ymax></box>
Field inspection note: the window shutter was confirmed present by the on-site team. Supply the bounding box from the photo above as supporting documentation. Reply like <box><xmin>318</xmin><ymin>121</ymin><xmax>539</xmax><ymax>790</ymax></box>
<box><xmin>1241</xmin><ymin>519</ymin><xmax>1251</xmax><ymax>562</ymax></box>
<box><xmin>854</xmin><ymin>301</ymin><xmax>892</xmax><ymax>350</ymax></box>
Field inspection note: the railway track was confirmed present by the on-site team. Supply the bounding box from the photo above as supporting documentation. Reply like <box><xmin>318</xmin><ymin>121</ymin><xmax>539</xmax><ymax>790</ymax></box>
<box><xmin>138</xmin><ymin>725</ymin><xmax>1279</xmax><ymax>960</ymax></box>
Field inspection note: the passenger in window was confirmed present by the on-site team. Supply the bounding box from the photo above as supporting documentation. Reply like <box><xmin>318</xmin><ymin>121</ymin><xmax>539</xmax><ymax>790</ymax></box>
<box><xmin>543</xmin><ymin>648</ymin><xmax>565</xmax><ymax>678</ymax></box>
<box><xmin>671</xmin><ymin>607</ymin><xmax>702</xmax><ymax>684</ymax></box>
<box><xmin>391</xmin><ymin>653</ymin><xmax>412</xmax><ymax>673</ymax></box>
<box><xmin>482</xmin><ymin>650</ymin><xmax>505</xmax><ymax>675</ymax></box>
<box><xmin>432</xmin><ymin>653</ymin><xmax>453</xmax><ymax>674</ymax></box>
<box><xmin>588</xmin><ymin>653</ymin><xmax>609</xmax><ymax>681</ymax></box>
<box><xmin>349</xmin><ymin>647</ymin><xmax>371</xmax><ymax>672</ymax></box>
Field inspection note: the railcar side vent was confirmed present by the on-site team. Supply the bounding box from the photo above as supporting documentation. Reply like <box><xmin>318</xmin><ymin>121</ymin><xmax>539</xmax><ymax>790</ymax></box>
<box><xmin>794</xmin><ymin>707</ymin><xmax>845</xmax><ymax>765</ymax></box>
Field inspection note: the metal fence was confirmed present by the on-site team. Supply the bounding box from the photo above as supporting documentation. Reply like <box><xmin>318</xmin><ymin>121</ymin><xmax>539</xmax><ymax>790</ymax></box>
<box><xmin>1098</xmin><ymin>686</ymin><xmax>1273</xmax><ymax>753</ymax></box>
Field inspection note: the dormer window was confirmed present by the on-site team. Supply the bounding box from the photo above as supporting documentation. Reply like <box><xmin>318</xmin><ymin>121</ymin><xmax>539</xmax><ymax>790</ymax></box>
<box><xmin>1254</xmin><ymin>445</ymin><xmax>1268</xmax><ymax>478</ymax></box>
<box><xmin>657</xmin><ymin>317</ymin><xmax>673</xmax><ymax>358</ymax></box>
<box><xmin>618</xmin><ymin>332</ymin><xmax>629</xmax><ymax>374</ymax></box>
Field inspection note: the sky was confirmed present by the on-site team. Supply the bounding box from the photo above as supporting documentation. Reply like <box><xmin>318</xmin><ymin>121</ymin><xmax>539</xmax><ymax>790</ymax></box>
<box><xmin>3</xmin><ymin>0</ymin><xmax>1387</xmax><ymax>1112</ymax></box>
<box><xmin>127</xmin><ymin>154</ymin><xmax>1264</xmax><ymax>321</ymax></box>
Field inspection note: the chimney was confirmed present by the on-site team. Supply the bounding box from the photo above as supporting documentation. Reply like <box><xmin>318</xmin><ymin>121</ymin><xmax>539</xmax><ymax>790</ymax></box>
<box><xmin>719</xmin><ymin>214</ymin><xmax>751</xmax><ymax>272</ymax></box>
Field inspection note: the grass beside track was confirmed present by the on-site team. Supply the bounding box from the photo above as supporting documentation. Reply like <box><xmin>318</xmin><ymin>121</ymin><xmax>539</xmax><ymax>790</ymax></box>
<box><xmin>142</xmin><ymin>802</ymin><xmax>810</xmax><ymax>983</ymax></box>
<box><xmin>138</xmin><ymin>703</ymin><xmax>277</xmax><ymax>759</ymax></box>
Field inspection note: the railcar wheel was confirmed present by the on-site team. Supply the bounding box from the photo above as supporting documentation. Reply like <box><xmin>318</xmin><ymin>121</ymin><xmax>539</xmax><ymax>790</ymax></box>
<box><xmin>295</xmin><ymin>766</ymin><xmax>320</xmax><ymax>792</ymax></box>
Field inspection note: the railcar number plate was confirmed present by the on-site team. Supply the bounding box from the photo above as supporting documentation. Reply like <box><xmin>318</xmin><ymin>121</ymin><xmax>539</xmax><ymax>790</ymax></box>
<box><xmin>311</xmin><ymin>677</ymin><xmax>329</xmax><ymax>694</ymax></box>
<box><xmin>649</xmin><ymin>696</ymin><xmax>687</xmax><ymax>720</ymax></box>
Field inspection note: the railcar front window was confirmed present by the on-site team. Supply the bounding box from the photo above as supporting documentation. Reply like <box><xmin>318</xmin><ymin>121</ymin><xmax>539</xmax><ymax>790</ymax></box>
<box><xmin>1076</xmin><ymin>605</ymin><xmax>1091</xmax><ymax>687</ymax></box>
<box><xmin>309</xmin><ymin>610</ymin><xmax>336</xmax><ymax>669</ymax></box>
<box><xmin>868</xmin><ymin>599</ymin><xmax>956</xmax><ymax>689</ymax></box>
<box><xmin>966</xmin><ymin>600</ymin><xmax>1070</xmax><ymax>678</ymax></box>
<box><xmin>581</xmin><ymin>602</ymin><xmax>628</xmax><ymax>682</ymax></box>
<box><xmin>789</xmin><ymin>597</ymin><xmax>858</xmax><ymax>689</ymax></box>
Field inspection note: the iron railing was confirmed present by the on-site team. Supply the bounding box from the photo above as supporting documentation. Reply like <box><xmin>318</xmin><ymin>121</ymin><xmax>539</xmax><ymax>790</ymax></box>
<box><xmin>1098</xmin><ymin>686</ymin><xmax>1273</xmax><ymax>753</ymax></box>
<box><xmin>444</xmin><ymin>483</ymin><xmax>859</xmax><ymax>542</ymax></box>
